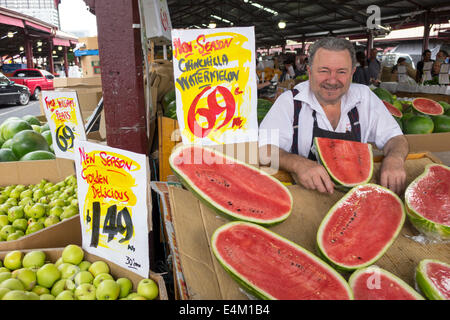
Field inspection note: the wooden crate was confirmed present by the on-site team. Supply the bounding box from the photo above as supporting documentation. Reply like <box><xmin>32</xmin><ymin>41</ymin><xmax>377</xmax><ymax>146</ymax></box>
<box><xmin>157</xmin><ymin>111</ymin><xmax>181</xmax><ymax>181</ymax></box>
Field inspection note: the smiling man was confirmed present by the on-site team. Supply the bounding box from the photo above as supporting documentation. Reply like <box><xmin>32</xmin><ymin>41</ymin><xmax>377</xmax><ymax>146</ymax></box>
<box><xmin>259</xmin><ymin>37</ymin><xmax>408</xmax><ymax>195</ymax></box>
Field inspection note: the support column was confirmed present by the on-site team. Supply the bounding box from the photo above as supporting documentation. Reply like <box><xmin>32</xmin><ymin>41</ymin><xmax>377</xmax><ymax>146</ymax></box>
<box><xmin>422</xmin><ymin>11</ymin><xmax>430</xmax><ymax>52</ymax></box>
<box><xmin>94</xmin><ymin>0</ymin><xmax>148</xmax><ymax>154</ymax></box>
<box><xmin>366</xmin><ymin>31</ymin><xmax>374</xmax><ymax>58</ymax></box>
<box><xmin>63</xmin><ymin>46</ymin><xmax>69</xmax><ymax>77</ymax></box>
<box><xmin>24</xmin><ymin>35</ymin><xmax>34</xmax><ymax>68</ymax></box>
<box><xmin>48</xmin><ymin>38</ymin><xmax>55</xmax><ymax>74</ymax></box>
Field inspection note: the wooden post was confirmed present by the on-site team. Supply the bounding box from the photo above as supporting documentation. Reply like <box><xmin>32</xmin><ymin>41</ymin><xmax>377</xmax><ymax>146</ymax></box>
<box><xmin>422</xmin><ymin>11</ymin><xmax>430</xmax><ymax>52</ymax></box>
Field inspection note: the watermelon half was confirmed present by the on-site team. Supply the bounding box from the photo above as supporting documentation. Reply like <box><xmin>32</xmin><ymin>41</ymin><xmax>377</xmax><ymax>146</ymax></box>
<box><xmin>382</xmin><ymin>100</ymin><xmax>403</xmax><ymax>118</ymax></box>
<box><xmin>404</xmin><ymin>164</ymin><xmax>450</xmax><ymax>240</ymax></box>
<box><xmin>169</xmin><ymin>145</ymin><xmax>293</xmax><ymax>226</ymax></box>
<box><xmin>317</xmin><ymin>184</ymin><xmax>405</xmax><ymax>272</ymax></box>
<box><xmin>349</xmin><ymin>266</ymin><xmax>424</xmax><ymax>300</ymax></box>
<box><xmin>211</xmin><ymin>221</ymin><xmax>353</xmax><ymax>300</ymax></box>
<box><xmin>314</xmin><ymin>137</ymin><xmax>373</xmax><ymax>188</ymax></box>
<box><xmin>412</xmin><ymin>98</ymin><xmax>444</xmax><ymax>116</ymax></box>
<box><xmin>416</xmin><ymin>259</ymin><xmax>450</xmax><ymax>300</ymax></box>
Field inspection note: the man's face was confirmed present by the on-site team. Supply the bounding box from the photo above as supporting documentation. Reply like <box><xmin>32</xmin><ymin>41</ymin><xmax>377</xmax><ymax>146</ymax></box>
<box><xmin>370</xmin><ymin>49</ymin><xmax>378</xmax><ymax>59</ymax></box>
<box><xmin>308</xmin><ymin>48</ymin><xmax>354</xmax><ymax>105</ymax></box>
<box><xmin>424</xmin><ymin>52</ymin><xmax>431</xmax><ymax>61</ymax></box>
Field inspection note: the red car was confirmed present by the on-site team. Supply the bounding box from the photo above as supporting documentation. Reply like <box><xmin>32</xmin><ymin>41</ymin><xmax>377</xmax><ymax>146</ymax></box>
<box><xmin>9</xmin><ymin>68</ymin><xmax>54</xmax><ymax>100</ymax></box>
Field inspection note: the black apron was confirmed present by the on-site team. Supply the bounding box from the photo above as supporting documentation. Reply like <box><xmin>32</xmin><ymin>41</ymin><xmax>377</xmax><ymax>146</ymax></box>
<box><xmin>290</xmin><ymin>88</ymin><xmax>361</xmax><ymax>161</ymax></box>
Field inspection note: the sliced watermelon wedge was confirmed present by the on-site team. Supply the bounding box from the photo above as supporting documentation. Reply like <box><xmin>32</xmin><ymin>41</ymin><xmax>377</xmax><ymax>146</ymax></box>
<box><xmin>404</xmin><ymin>164</ymin><xmax>450</xmax><ymax>240</ymax></box>
<box><xmin>349</xmin><ymin>266</ymin><xmax>424</xmax><ymax>300</ymax></box>
<box><xmin>416</xmin><ymin>259</ymin><xmax>450</xmax><ymax>300</ymax></box>
<box><xmin>212</xmin><ymin>221</ymin><xmax>353</xmax><ymax>300</ymax></box>
<box><xmin>412</xmin><ymin>98</ymin><xmax>444</xmax><ymax>115</ymax></box>
<box><xmin>317</xmin><ymin>184</ymin><xmax>405</xmax><ymax>272</ymax></box>
<box><xmin>382</xmin><ymin>100</ymin><xmax>403</xmax><ymax>118</ymax></box>
<box><xmin>314</xmin><ymin>137</ymin><xmax>373</xmax><ymax>188</ymax></box>
<box><xmin>169</xmin><ymin>145</ymin><xmax>293</xmax><ymax>226</ymax></box>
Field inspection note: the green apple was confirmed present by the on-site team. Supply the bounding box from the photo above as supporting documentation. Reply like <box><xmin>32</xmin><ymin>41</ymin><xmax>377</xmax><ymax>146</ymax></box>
<box><xmin>19</xmin><ymin>189</ymin><xmax>33</xmax><ymax>200</ymax></box>
<box><xmin>18</xmin><ymin>197</ymin><xmax>33</xmax><ymax>207</ymax></box>
<box><xmin>6</xmin><ymin>231</ymin><xmax>22</xmax><ymax>241</ymax></box>
<box><xmin>0</xmin><ymin>215</ymin><xmax>9</xmax><ymax>228</ymax></box>
<box><xmin>49</xmin><ymin>199</ymin><xmax>66</xmax><ymax>209</ymax></box>
<box><xmin>1</xmin><ymin>289</ymin><xmax>29</xmax><ymax>300</ymax></box>
<box><xmin>74</xmin><ymin>283</ymin><xmax>96</xmax><ymax>300</ymax></box>
<box><xmin>125</xmin><ymin>292</ymin><xmax>139</xmax><ymax>299</ymax></box>
<box><xmin>12</xmin><ymin>218</ymin><xmax>28</xmax><ymax>232</ymax></box>
<box><xmin>29</xmin><ymin>203</ymin><xmax>46</xmax><ymax>219</ymax></box>
<box><xmin>0</xmin><ymin>278</ymin><xmax>25</xmax><ymax>290</ymax></box>
<box><xmin>22</xmin><ymin>250</ymin><xmax>46</xmax><ymax>269</ymax></box>
<box><xmin>55</xmin><ymin>290</ymin><xmax>74</xmax><ymax>300</ymax></box>
<box><xmin>39</xmin><ymin>293</ymin><xmax>55</xmax><ymax>300</ymax></box>
<box><xmin>88</xmin><ymin>260</ymin><xmax>110</xmax><ymax>277</ymax></box>
<box><xmin>0</xmin><ymin>267</ymin><xmax>10</xmax><ymax>273</ymax></box>
<box><xmin>74</xmin><ymin>270</ymin><xmax>94</xmax><ymax>285</ymax></box>
<box><xmin>77</xmin><ymin>260</ymin><xmax>91</xmax><ymax>272</ymax></box>
<box><xmin>0</xmin><ymin>225</ymin><xmax>16</xmax><ymax>240</ymax></box>
<box><xmin>4</xmin><ymin>198</ymin><xmax>17</xmax><ymax>206</ymax></box>
<box><xmin>44</xmin><ymin>215</ymin><xmax>60</xmax><ymax>227</ymax></box>
<box><xmin>32</xmin><ymin>285</ymin><xmax>50</xmax><ymax>295</ymax></box>
<box><xmin>60</xmin><ymin>205</ymin><xmax>79</xmax><ymax>220</ymax></box>
<box><xmin>25</xmin><ymin>221</ymin><xmax>44</xmax><ymax>235</ymax></box>
<box><xmin>62</xmin><ymin>244</ymin><xmax>84</xmax><ymax>265</ymax></box>
<box><xmin>7</xmin><ymin>206</ymin><xmax>24</xmax><ymax>223</ymax></box>
<box><xmin>51</xmin><ymin>279</ymin><xmax>75</xmax><ymax>296</ymax></box>
<box><xmin>132</xmin><ymin>295</ymin><xmax>147</xmax><ymax>300</ymax></box>
<box><xmin>54</xmin><ymin>257</ymin><xmax>63</xmax><ymax>268</ymax></box>
<box><xmin>93</xmin><ymin>273</ymin><xmax>113</xmax><ymax>288</ymax></box>
<box><xmin>25</xmin><ymin>291</ymin><xmax>40</xmax><ymax>300</ymax></box>
<box><xmin>3</xmin><ymin>250</ymin><xmax>22</xmax><ymax>270</ymax></box>
<box><xmin>137</xmin><ymin>278</ymin><xmax>159</xmax><ymax>300</ymax></box>
<box><xmin>38</xmin><ymin>196</ymin><xmax>49</xmax><ymax>204</ymax></box>
<box><xmin>0</xmin><ymin>287</ymin><xmax>10</xmax><ymax>299</ymax></box>
<box><xmin>96</xmin><ymin>279</ymin><xmax>120</xmax><ymax>300</ymax></box>
<box><xmin>13</xmin><ymin>268</ymin><xmax>36</xmax><ymax>291</ymax></box>
<box><xmin>0</xmin><ymin>271</ymin><xmax>12</xmax><ymax>283</ymax></box>
<box><xmin>58</xmin><ymin>263</ymin><xmax>80</xmax><ymax>279</ymax></box>
<box><xmin>32</xmin><ymin>189</ymin><xmax>45</xmax><ymax>202</ymax></box>
<box><xmin>116</xmin><ymin>277</ymin><xmax>133</xmax><ymax>298</ymax></box>
<box><xmin>36</xmin><ymin>263</ymin><xmax>61</xmax><ymax>288</ymax></box>
<box><xmin>48</xmin><ymin>206</ymin><xmax>64</xmax><ymax>218</ymax></box>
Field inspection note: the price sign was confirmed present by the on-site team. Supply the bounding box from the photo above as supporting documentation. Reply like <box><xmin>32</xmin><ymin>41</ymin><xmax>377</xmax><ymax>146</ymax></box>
<box><xmin>41</xmin><ymin>91</ymin><xmax>87</xmax><ymax>159</ymax></box>
<box><xmin>74</xmin><ymin>140</ymin><xmax>151</xmax><ymax>277</ymax></box>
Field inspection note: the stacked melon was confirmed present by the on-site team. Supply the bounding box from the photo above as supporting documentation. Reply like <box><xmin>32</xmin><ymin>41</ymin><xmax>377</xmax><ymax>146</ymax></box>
<box><xmin>0</xmin><ymin>115</ymin><xmax>54</xmax><ymax>162</ymax></box>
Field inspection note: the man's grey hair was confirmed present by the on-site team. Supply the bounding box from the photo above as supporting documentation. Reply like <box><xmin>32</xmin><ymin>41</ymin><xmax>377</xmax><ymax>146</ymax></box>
<box><xmin>308</xmin><ymin>37</ymin><xmax>357</xmax><ymax>68</ymax></box>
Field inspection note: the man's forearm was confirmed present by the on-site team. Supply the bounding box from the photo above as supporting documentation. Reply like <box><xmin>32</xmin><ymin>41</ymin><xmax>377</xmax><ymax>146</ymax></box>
<box><xmin>259</xmin><ymin>144</ymin><xmax>306</xmax><ymax>174</ymax></box>
<box><xmin>383</xmin><ymin>135</ymin><xmax>409</xmax><ymax>161</ymax></box>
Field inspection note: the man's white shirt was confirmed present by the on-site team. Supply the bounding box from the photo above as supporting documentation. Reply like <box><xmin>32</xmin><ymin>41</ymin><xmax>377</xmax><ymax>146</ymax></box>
<box><xmin>258</xmin><ymin>81</ymin><xmax>403</xmax><ymax>157</ymax></box>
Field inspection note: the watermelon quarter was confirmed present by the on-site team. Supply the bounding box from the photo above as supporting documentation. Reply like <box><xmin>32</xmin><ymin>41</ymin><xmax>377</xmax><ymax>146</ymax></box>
<box><xmin>412</xmin><ymin>98</ymin><xmax>444</xmax><ymax>116</ymax></box>
<box><xmin>317</xmin><ymin>184</ymin><xmax>405</xmax><ymax>272</ymax></box>
<box><xmin>416</xmin><ymin>259</ymin><xmax>450</xmax><ymax>300</ymax></box>
<box><xmin>404</xmin><ymin>164</ymin><xmax>450</xmax><ymax>240</ymax></box>
<box><xmin>349</xmin><ymin>266</ymin><xmax>424</xmax><ymax>300</ymax></box>
<box><xmin>314</xmin><ymin>137</ymin><xmax>373</xmax><ymax>188</ymax></box>
<box><xmin>211</xmin><ymin>221</ymin><xmax>353</xmax><ymax>300</ymax></box>
<box><xmin>169</xmin><ymin>145</ymin><xmax>293</xmax><ymax>226</ymax></box>
<box><xmin>382</xmin><ymin>100</ymin><xmax>403</xmax><ymax>118</ymax></box>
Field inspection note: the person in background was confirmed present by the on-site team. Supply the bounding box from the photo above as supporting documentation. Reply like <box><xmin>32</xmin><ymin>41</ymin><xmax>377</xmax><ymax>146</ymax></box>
<box><xmin>436</xmin><ymin>49</ymin><xmax>449</xmax><ymax>64</ymax></box>
<box><xmin>431</xmin><ymin>61</ymin><xmax>442</xmax><ymax>78</ymax></box>
<box><xmin>416</xmin><ymin>49</ymin><xmax>433</xmax><ymax>83</ymax></box>
<box><xmin>390</xmin><ymin>57</ymin><xmax>416</xmax><ymax>82</ymax></box>
<box><xmin>367</xmin><ymin>48</ymin><xmax>381</xmax><ymax>85</ymax></box>
<box><xmin>352</xmin><ymin>51</ymin><xmax>370</xmax><ymax>85</ymax></box>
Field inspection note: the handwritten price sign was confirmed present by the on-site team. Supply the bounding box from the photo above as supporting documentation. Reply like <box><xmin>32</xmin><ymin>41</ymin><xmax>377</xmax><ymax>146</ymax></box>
<box><xmin>41</xmin><ymin>91</ymin><xmax>86</xmax><ymax>159</ymax></box>
<box><xmin>171</xmin><ymin>27</ymin><xmax>258</xmax><ymax>145</ymax></box>
<box><xmin>74</xmin><ymin>140</ymin><xmax>151</xmax><ymax>277</ymax></box>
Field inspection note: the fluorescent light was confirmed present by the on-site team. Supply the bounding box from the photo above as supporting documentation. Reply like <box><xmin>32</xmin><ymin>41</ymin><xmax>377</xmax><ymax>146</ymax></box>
<box><xmin>245</xmin><ymin>1</ymin><xmax>278</xmax><ymax>15</ymax></box>
<box><xmin>211</xmin><ymin>14</ymin><xmax>234</xmax><ymax>25</ymax></box>
<box><xmin>208</xmin><ymin>21</ymin><xmax>216</xmax><ymax>29</ymax></box>
<box><xmin>7</xmin><ymin>32</ymin><xmax>14</xmax><ymax>38</ymax></box>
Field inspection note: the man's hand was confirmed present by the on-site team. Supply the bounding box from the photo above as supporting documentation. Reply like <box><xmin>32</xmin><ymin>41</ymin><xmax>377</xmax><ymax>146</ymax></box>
<box><xmin>294</xmin><ymin>158</ymin><xmax>335</xmax><ymax>194</ymax></box>
<box><xmin>380</xmin><ymin>135</ymin><xmax>409</xmax><ymax>195</ymax></box>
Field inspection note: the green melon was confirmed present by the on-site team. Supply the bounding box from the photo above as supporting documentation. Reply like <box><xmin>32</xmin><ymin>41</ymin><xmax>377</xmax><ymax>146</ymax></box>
<box><xmin>373</xmin><ymin>88</ymin><xmax>394</xmax><ymax>104</ymax></box>
<box><xmin>162</xmin><ymin>89</ymin><xmax>176</xmax><ymax>111</ymax></box>
<box><xmin>22</xmin><ymin>115</ymin><xmax>41</xmax><ymax>126</ymax></box>
<box><xmin>431</xmin><ymin>115</ymin><xmax>450</xmax><ymax>133</ymax></box>
<box><xmin>1</xmin><ymin>119</ymin><xmax>33</xmax><ymax>141</ymax></box>
<box><xmin>404</xmin><ymin>115</ymin><xmax>434</xmax><ymax>134</ymax></box>
<box><xmin>0</xmin><ymin>149</ymin><xmax>18</xmax><ymax>162</ymax></box>
<box><xmin>41</xmin><ymin>130</ymin><xmax>53</xmax><ymax>146</ymax></box>
<box><xmin>20</xmin><ymin>150</ymin><xmax>56</xmax><ymax>161</ymax></box>
<box><xmin>164</xmin><ymin>100</ymin><xmax>177</xmax><ymax>119</ymax></box>
<box><xmin>10</xmin><ymin>130</ymin><xmax>50</xmax><ymax>160</ymax></box>
<box><xmin>1</xmin><ymin>139</ymin><xmax>13</xmax><ymax>150</ymax></box>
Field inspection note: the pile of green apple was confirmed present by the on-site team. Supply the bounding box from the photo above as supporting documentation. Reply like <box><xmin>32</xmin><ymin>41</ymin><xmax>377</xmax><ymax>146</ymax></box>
<box><xmin>0</xmin><ymin>174</ymin><xmax>78</xmax><ymax>242</ymax></box>
<box><xmin>0</xmin><ymin>244</ymin><xmax>159</xmax><ymax>300</ymax></box>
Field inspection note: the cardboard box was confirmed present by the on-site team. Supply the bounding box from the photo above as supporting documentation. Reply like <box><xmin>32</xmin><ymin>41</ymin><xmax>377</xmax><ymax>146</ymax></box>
<box><xmin>0</xmin><ymin>247</ymin><xmax>168</xmax><ymax>300</ymax></box>
<box><xmin>0</xmin><ymin>158</ymin><xmax>82</xmax><ymax>251</ymax></box>
<box><xmin>405</xmin><ymin>132</ymin><xmax>450</xmax><ymax>153</ymax></box>
<box><xmin>78</xmin><ymin>36</ymin><xmax>99</xmax><ymax>50</ymax></box>
<box><xmin>53</xmin><ymin>77</ymin><xmax>102</xmax><ymax>88</ymax></box>
<box><xmin>80</xmin><ymin>55</ymin><xmax>101</xmax><ymax>78</ymax></box>
<box><xmin>168</xmin><ymin>153</ymin><xmax>449</xmax><ymax>299</ymax></box>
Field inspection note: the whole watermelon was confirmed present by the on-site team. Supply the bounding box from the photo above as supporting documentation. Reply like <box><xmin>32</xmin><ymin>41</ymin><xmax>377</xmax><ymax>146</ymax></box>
<box><xmin>1</xmin><ymin>119</ymin><xmax>33</xmax><ymax>141</ymax></box>
<box><xmin>22</xmin><ymin>115</ymin><xmax>41</xmax><ymax>126</ymax></box>
<box><xmin>20</xmin><ymin>150</ymin><xmax>56</xmax><ymax>161</ymax></box>
<box><xmin>373</xmin><ymin>87</ymin><xmax>394</xmax><ymax>104</ymax></box>
<box><xmin>257</xmin><ymin>98</ymin><xmax>273</xmax><ymax>124</ymax></box>
<box><xmin>162</xmin><ymin>89</ymin><xmax>176</xmax><ymax>111</ymax></box>
<box><xmin>164</xmin><ymin>100</ymin><xmax>177</xmax><ymax>119</ymax></box>
<box><xmin>404</xmin><ymin>115</ymin><xmax>434</xmax><ymax>134</ymax></box>
<box><xmin>0</xmin><ymin>149</ymin><xmax>18</xmax><ymax>162</ymax></box>
<box><xmin>10</xmin><ymin>130</ymin><xmax>50</xmax><ymax>159</ymax></box>
<box><xmin>431</xmin><ymin>115</ymin><xmax>450</xmax><ymax>133</ymax></box>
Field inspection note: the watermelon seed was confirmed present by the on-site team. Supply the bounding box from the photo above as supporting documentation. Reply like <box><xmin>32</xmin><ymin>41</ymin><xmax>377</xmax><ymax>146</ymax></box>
<box><xmin>357</xmin><ymin>257</ymin><xmax>362</xmax><ymax>260</ymax></box>
<box><xmin>227</xmin><ymin>201</ymin><xmax>233</xmax><ymax>206</ymax></box>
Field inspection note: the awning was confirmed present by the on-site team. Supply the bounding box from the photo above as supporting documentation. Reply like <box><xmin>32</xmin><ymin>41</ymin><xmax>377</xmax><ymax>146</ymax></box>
<box><xmin>53</xmin><ymin>37</ymin><xmax>71</xmax><ymax>47</ymax></box>
<box><xmin>24</xmin><ymin>20</ymin><xmax>51</xmax><ymax>34</ymax></box>
<box><xmin>0</xmin><ymin>14</ymin><xmax>24</xmax><ymax>28</ymax></box>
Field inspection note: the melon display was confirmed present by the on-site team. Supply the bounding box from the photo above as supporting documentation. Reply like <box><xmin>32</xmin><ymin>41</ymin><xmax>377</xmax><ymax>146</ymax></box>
<box><xmin>416</xmin><ymin>259</ymin><xmax>450</xmax><ymax>300</ymax></box>
<box><xmin>373</xmin><ymin>87</ymin><xmax>394</xmax><ymax>104</ymax></box>
<box><xmin>169</xmin><ymin>145</ymin><xmax>293</xmax><ymax>226</ymax></box>
<box><xmin>317</xmin><ymin>184</ymin><xmax>405</xmax><ymax>272</ymax></box>
<box><xmin>403</xmin><ymin>115</ymin><xmax>434</xmax><ymax>134</ymax></box>
<box><xmin>404</xmin><ymin>164</ymin><xmax>450</xmax><ymax>240</ymax></box>
<box><xmin>314</xmin><ymin>137</ymin><xmax>373</xmax><ymax>188</ymax></box>
<box><xmin>211</xmin><ymin>221</ymin><xmax>353</xmax><ymax>300</ymax></box>
<box><xmin>382</xmin><ymin>100</ymin><xmax>402</xmax><ymax>118</ymax></box>
<box><xmin>349</xmin><ymin>266</ymin><xmax>424</xmax><ymax>300</ymax></box>
<box><xmin>412</xmin><ymin>98</ymin><xmax>444</xmax><ymax>116</ymax></box>
<box><xmin>431</xmin><ymin>115</ymin><xmax>450</xmax><ymax>133</ymax></box>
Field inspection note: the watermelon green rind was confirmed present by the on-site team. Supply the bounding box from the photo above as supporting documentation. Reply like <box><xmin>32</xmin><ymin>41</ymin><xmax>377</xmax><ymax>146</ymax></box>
<box><xmin>314</xmin><ymin>138</ymin><xmax>374</xmax><ymax>187</ymax></box>
<box><xmin>415</xmin><ymin>259</ymin><xmax>450</xmax><ymax>300</ymax></box>
<box><xmin>211</xmin><ymin>221</ymin><xmax>354</xmax><ymax>300</ymax></box>
<box><xmin>412</xmin><ymin>98</ymin><xmax>444</xmax><ymax>116</ymax></box>
<box><xmin>316</xmin><ymin>183</ymin><xmax>405</xmax><ymax>272</ymax></box>
<box><xmin>169</xmin><ymin>145</ymin><xmax>293</xmax><ymax>227</ymax></box>
<box><xmin>349</xmin><ymin>266</ymin><xmax>425</xmax><ymax>300</ymax></box>
<box><xmin>404</xmin><ymin>164</ymin><xmax>450</xmax><ymax>240</ymax></box>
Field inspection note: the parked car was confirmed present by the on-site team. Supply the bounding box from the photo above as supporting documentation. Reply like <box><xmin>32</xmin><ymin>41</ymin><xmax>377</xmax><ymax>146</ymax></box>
<box><xmin>0</xmin><ymin>72</ymin><xmax>30</xmax><ymax>106</ymax></box>
<box><xmin>8</xmin><ymin>68</ymin><xmax>54</xmax><ymax>100</ymax></box>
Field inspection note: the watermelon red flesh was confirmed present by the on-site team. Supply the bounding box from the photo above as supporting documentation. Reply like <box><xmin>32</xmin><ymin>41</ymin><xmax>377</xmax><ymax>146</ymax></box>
<box><xmin>382</xmin><ymin>100</ymin><xmax>403</xmax><ymax>118</ymax></box>
<box><xmin>212</xmin><ymin>222</ymin><xmax>352</xmax><ymax>300</ymax></box>
<box><xmin>317</xmin><ymin>184</ymin><xmax>404</xmax><ymax>270</ymax></box>
<box><xmin>350</xmin><ymin>267</ymin><xmax>423</xmax><ymax>300</ymax></box>
<box><xmin>315</xmin><ymin>137</ymin><xmax>373</xmax><ymax>187</ymax></box>
<box><xmin>412</xmin><ymin>98</ymin><xmax>444</xmax><ymax>115</ymax></box>
<box><xmin>170</xmin><ymin>145</ymin><xmax>292</xmax><ymax>225</ymax></box>
<box><xmin>405</xmin><ymin>164</ymin><xmax>450</xmax><ymax>227</ymax></box>
<box><xmin>422</xmin><ymin>261</ymin><xmax>450</xmax><ymax>300</ymax></box>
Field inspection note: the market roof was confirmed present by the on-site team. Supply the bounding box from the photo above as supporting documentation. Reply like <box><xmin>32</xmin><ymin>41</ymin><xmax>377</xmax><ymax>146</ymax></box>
<box><xmin>165</xmin><ymin>0</ymin><xmax>450</xmax><ymax>48</ymax></box>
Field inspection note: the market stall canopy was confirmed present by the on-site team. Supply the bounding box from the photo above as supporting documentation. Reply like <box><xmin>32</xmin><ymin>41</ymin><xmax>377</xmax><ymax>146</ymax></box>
<box><xmin>161</xmin><ymin>0</ymin><xmax>450</xmax><ymax>48</ymax></box>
